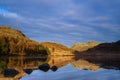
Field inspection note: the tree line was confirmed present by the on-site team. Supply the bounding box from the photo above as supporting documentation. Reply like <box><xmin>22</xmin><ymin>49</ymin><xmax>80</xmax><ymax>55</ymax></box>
<box><xmin>0</xmin><ymin>35</ymin><xmax>49</xmax><ymax>56</ymax></box>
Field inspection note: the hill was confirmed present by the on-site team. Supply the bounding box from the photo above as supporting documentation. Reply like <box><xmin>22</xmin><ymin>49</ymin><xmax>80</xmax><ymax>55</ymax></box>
<box><xmin>71</xmin><ymin>41</ymin><xmax>99</xmax><ymax>52</ymax></box>
<box><xmin>40</xmin><ymin>42</ymin><xmax>73</xmax><ymax>55</ymax></box>
<box><xmin>0</xmin><ymin>26</ymin><xmax>47</xmax><ymax>56</ymax></box>
<box><xmin>74</xmin><ymin>40</ymin><xmax>120</xmax><ymax>56</ymax></box>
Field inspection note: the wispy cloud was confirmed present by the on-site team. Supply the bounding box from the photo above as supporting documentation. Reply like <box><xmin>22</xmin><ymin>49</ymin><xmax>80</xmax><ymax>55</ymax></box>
<box><xmin>0</xmin><ymin>0</ymin><xmax>120</xmax><ymax>46</ymax></box>
<box><xmin>0</xmin><ymin>7</ymin><xmax>21</xmax><ymax>19</ymax></box>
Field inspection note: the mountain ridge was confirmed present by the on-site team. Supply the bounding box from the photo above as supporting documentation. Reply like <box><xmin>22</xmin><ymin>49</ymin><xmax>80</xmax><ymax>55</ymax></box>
<box><xmin>74</xmin><ymin>40</ymin><xmax>120</xmax><ymax>56</ymax></box>
<box><xmin>0</xmin><ymin>26</ymin><xmax>120</xmax><ymax>56</ymax></box>
<box><xmin>71</xmin><ymin>41</ymin><xmax>99</xmax><ymax>52</ymax></box>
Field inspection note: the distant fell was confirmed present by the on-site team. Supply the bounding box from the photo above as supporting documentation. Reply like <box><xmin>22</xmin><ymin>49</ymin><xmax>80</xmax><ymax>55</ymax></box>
<box><xmin>71</xmin><ymin>41</ymin><xmax>99</xmax><ymax>52</ymax></box>
<box><xmin>74</xmin><ymin>40</ymin><xmax>120</xmax><ymax>56</ymax></box>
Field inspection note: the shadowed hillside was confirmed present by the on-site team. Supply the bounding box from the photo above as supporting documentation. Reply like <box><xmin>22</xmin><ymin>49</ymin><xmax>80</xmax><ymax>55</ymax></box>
<box><xmin>0</xmin><ymin>26</ymin><xmax>48</xmax><ymax>56</ymax></box>
<box><xmin>74</xmin><ymin>40</ymin><xmax>120</xmax><ymax>56</ymax></box>
<box><xmin>40</xmin><ymin>42</ymin><xmax>73</xmax><ymax>55</ymax></box>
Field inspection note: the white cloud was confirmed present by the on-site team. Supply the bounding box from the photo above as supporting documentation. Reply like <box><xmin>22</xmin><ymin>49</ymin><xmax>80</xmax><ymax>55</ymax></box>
<box><xmin>3</xmin><ymin>12</ymin><xmax>20</xmax><ymax>18</ymax></box>
<box><xmin>0</xmin><ymin>8</ymin><xmax>23</xmax><ymax>20</ymax></box>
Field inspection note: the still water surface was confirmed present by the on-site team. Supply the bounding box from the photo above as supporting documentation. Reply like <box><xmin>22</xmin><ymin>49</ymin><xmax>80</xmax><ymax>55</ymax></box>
<box><xmin>0</xmin><ymin>55</ymin><xmax>120</xmax><ymax>80</ymax></box>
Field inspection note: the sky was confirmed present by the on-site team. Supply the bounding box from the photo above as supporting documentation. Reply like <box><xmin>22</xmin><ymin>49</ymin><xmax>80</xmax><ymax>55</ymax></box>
<box><xmin>0</xmin><ymin>0</ymin><xmax>120</xmax><ymax>46</ymax></box>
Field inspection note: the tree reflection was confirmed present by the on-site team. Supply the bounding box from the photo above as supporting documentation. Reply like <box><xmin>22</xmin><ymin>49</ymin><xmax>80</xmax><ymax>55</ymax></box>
<box><xmin>0</xmin><ymin>56</ymin><xmax>49</xmax><ymax>79</ymax></box>
<box><xmin>0</xmin><ymin>55</ymin><xmax>119</xmax><ymax>79</ymax></box>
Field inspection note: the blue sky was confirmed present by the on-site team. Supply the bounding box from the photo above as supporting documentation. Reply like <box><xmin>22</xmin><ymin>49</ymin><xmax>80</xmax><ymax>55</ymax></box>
<box><xmin>0</xmin><ymin>0</ymin><xmax>120</xmax><ymax>46</ymax></box>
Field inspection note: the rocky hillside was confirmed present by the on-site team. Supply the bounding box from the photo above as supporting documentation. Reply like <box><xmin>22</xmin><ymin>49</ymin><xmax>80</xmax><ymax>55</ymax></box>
<box><xmin>0</xmin><ymin>26</ymin><xmax>47</xmax><ymax>56</ymax></box>
<box><xmin>71</xmin><ymin>41</ymin><xmax>99</xmax><ymax>52</ymax></box>
<box><xmin>40</xmin><ymin>42</ymin><xmax>73</xmax><ymax>55</ymax></box>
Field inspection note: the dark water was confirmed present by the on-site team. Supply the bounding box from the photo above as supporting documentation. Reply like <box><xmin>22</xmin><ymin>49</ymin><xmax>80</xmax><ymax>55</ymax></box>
<box><xmin>0</xmin><ymin>55</ymin><xmax>120</xmax><ymax>80</ymax></box>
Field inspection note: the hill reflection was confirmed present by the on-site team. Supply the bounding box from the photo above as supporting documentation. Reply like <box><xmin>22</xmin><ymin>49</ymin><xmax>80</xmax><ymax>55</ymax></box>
<box><xmin>71</xmin><ymin>59</ymin><xmax>100</xmax><ymax>71</ymax></box>
<box><xmin>0</xmin><ymin>55</ymin><xmax>120</xmax><ymax>80</ymax></box>
<box><xmin>0</xmin><ymin>56</ymin><xmax>74</xmax><ymax>79</ymax></box>
<box><xmin>0</xmin><ymin>56</ymin><xmax>49</xmax><ymax>79</ymax></box>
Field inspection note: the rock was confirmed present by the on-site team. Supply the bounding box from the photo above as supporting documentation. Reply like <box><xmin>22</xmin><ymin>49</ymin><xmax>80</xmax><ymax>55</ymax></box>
<box><xmin>51</xmin><ymin>66</ymin><xmax>58</xmax><ymax>72</ymax></box>
<box><xmin>4</xmin><ymin>68</ymin><xmax>19</xmax><ymax>77</ymax></box>
<box><xmin>38</xmin><ymin>63</ymin><xmax>50</xmax><ymax>72</ymax></box>
<box><xmin>23</xmin><ymin>69</ymin><xmax>33</xmax><ymax>74</ymax></box>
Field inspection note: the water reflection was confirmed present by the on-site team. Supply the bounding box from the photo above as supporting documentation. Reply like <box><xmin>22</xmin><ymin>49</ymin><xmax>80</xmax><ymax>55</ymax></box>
<box><xmin>74</xmin><ymin>55</ymin><xmax>120</xmax><ymax>70</ymax></box>
<box><xmin>0</xmin><ymin>56</ymin><xmax>49</xmax><ymax>79</ymax></box>
<box><xmin>0</xmin><ymin>55</ymin><xmax>120</xmax><ymax>80</ymax></box>
<box><xmin>71</xmin><ymin>59</ymin><xmax>100</xmax><ymax>71</ymax></box>
<box><xmin>0</xmin><ymin>56</ymin><xmax>74</xmax><ymax>79</ymax></box>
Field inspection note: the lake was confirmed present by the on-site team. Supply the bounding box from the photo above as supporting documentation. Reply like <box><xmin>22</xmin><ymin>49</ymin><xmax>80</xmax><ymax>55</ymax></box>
<box><xmin>0</xmin><ymin>55</ymin><xmax>120</xmax><ymax>80</ymax></box>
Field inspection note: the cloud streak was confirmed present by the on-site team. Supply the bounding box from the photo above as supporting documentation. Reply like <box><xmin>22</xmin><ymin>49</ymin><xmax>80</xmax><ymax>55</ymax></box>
<box><xmin>0</xmin><ymin>0</ymin><xmax>120</xmax><ymax>46</ymax></box>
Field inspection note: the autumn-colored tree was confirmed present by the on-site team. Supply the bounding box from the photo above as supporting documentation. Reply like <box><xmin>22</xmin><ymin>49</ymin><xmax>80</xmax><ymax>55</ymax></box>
<box><xmin>0</xmin><ymin>26</ymin><xmax>49</xmax><ymax>56</ymax></box>
<box><xmin>0</xmin><ymin>36</ymin><xmax>9</xmax><ymax>55</ymax></box>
